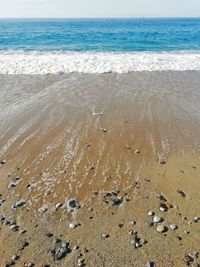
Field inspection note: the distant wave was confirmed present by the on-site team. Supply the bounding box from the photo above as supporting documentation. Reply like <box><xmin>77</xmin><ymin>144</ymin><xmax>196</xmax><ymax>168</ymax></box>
<box><xmin>0</xmin><ymin>51</ymin><xmax>200</xmax><ymax>74</ymax></box>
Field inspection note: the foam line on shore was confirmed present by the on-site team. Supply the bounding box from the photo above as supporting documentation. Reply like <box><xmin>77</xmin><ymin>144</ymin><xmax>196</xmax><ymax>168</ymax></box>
<box><xmin>0</xmin><ymin>51</ymin><xmax>200</xmax><ymax>74</ymax></box>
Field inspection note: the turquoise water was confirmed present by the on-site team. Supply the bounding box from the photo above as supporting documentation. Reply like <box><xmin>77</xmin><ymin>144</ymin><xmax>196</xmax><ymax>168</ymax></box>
<box><xmin>0</xmin><ymin>18</ymin><xmax>200</xmax><ymax>52</ymax></box>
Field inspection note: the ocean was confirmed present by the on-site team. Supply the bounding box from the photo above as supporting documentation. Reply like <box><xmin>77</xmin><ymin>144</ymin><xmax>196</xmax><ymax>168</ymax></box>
<box><xmin>0</xmin><ymin>18</ymin><xmax>200</xmax><ymax>73</ymax></box>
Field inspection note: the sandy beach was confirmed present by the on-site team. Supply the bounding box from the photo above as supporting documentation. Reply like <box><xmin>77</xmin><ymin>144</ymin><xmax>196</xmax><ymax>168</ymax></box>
<box><xmin>0</xmin><ymin>71</ymin><xmax>200</xmax><ymax>266</ymax></box>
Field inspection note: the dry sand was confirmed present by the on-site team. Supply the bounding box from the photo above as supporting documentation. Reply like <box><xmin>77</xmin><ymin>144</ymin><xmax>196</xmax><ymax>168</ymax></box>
<box><xmin>0</xmin><ymin>72</ymin><xmax>200</xmax><ymax>266</ymax></box>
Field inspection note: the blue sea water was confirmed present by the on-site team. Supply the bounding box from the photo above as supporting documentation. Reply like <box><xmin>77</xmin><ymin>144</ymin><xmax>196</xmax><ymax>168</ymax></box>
<box><xmin>0</xmin><ymin>18</ymin><xmax>200</xmax><ymax>52</ymax></box>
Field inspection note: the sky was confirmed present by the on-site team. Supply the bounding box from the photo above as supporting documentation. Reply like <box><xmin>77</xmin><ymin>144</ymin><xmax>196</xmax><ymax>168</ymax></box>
<box><xmin>0</xmin><ymin>0</ymin><xmax>200</xmax><ymax>18</ymax></box>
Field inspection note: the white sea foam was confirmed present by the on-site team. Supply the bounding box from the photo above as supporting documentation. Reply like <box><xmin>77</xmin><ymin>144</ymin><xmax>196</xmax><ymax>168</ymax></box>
<box><xmin>0</xmin><ymin>51</ymin><xmax>200</xmax><ymax>74</ymax></box>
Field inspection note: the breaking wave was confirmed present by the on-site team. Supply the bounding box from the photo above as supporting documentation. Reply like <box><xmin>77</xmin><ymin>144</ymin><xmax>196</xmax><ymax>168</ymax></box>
<box><xmin>0</xmin><ymin>51</ymin><xmax>200</xmax><ymax>74</ymax></box>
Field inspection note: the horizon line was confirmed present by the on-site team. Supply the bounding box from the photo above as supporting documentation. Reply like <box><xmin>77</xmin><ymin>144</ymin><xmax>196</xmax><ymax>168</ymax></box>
<box><xmin>0</xmin><ymin>16</ymin><xmax>200</xmax><ymax>19</ymax></box>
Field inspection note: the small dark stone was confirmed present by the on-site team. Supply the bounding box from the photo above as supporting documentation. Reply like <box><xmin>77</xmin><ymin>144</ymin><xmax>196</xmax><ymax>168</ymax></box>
<box><xmin>46</xmin><ymin>233</ymin><xmax>53</xmax><ymax>238</ymax></box>
<box><xmin>146</xmin><ymin>261</ymin><xmax>155</xmax><ymax>267</ymax></box>
<box><xmin>112</xmin><ymin>198</ymin><xmax>123</xmax><ymax>207</ymax></box>
<box><xmin>101</xmin><ymin>233</ymin><xmax>110</xmax><ymax>239</ymax></box>
<box><xmin>4</xmin><ymin>219</ymin><xmax>11</xmax><ymax>225</ymax></box>
<box><xmin>156</xmin><ymin>193</ymin><xmax>167</xmax><ymax>201</ymax></box>
<box><xmin>26</xmin><ymin>184</ymin><xmax>31</xmax><ymax>189</ymax></box>
<box><xmin>66</xmin><ymin>198</ymin><xmax>80</xmax><ymax>212</ymax></box>
<box><xmin>106</xmin><ymin>191</ymin><xmax>118</xmax><ymax>197</ymax></box>
<box><xmin>177</xmin><ymin>190</ymin><xmax>186</xmax><ymax>198</ymax></box>
<box><xmin>147</xmin><ymin>221</ymin><xmax>154</xmax><ymax>227</ymax></box>
<box><xmin>20</xmin><ymin>240</ymin><xmax>29</xmax><ymax>250</ymax></box>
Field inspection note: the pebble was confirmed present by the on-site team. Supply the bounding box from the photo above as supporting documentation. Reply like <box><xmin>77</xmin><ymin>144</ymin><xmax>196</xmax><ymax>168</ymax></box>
<box><xmin>129</xmin><ymin>220</ymin><xmax>136</xmax><ymax>225</ymax></box>
<box><xmin>8</xmin><ymin>183</ymin><xmax>17</xmax><ymax>189</ymax></box>
<box><xmin>78</xmin><ymin>258</ymin><xmax>85</xmax><ymax>264</ymax></box>
<box><xmin>66</xmin><ymin>198</ymin><xmax>80</xmax><ymax>212</ymax></box>
<box><xmin>108</xmin><ymin>191</ymin><xmax>119</xmax><ymax>197</ymax></box>
<box><xmin>169</xmin><ymin>224</ymin><xmax>178</xmax><ymax>230</ymax></box>
<box><xmin>53</xmin><ymin>242</ymin><xmax>71</xmax><ymax>260</ymax></box>
<box><xmin>4</xmin><ymin>219</ymin><xmax>11</xmax><ymax>225</ymax></box>
<box><xmin>12</xmin><ymin>199</ymin><xmax>26</xmax><ymax>209</ymax></box>
<box><xmin>101</xmin><ymin>233</ymin><xmax>109</xmax><ymax>239</ymax></box>
<box><xmin>8</xmin><ymin>177</ymin><xmax>21</xmax><ymax>189</ymax></box>
<box><xmin>156</xmin><ymin>193</ymin><xmax>166</xmax><ymax>201</ymax></box>
<box><xmin>0</xmin><ymin>198</ymin><xmax>5</xmax><ymax>207</ymax></box>
<box><xmin>0</xmin><ymin>215</ymin><xmax>5</xmax><ymax>221</ymax></box>
<box><xmin>69</xmin><ymin>222</ymin><xmax>77</xmax><ymax>229</ymax></box>
<box><xmin>193</xmin><ymin>216</ymin><xmax>199</xmax><ymax>222</ymax></box>
<box><xmin>112</xmin><ymin>197</ymin><xmax>123</xmax><ymax>207</ymax></box>
<box><xmin>147</xmin><ymin>221</ymin><xmax>154</xmax><ymax>227</ymax></box>
<box><xmin>135</xmin><ymin>149</ymin><xmax>140</xmax><ymax>154</ymax></box>
<box><xmin>184</xmin><ymin>254</ymin><xmax>193</xmax><ymax>265</ymax></box>
<box><xmin>19</xmin><ymin>229</ymin><xmax>27</xmax><ymax>234</ymax></box>
<box><xmin>159</xmin><ymin>203</ymin><xmax>168</xmax><ymax>212</ymax></box>
<box><xmin>188</xmin><ymin>251</ymin><xmax>198</xmax><ymax>260</ymax></box>
<box><xmin>38</xmin><ymin>204</ymin><xmax>48</xmax><ymax>213</ymax></box>
<box><xmin>131</xmin><ymin>239</ymin><xmax>141</xmax><ymax>248</ymax></box>
<box><xmin>156</xmin><ymin>224</ymin><xmax>165</xmax><ymax>233</ymax></box>
<box><xmin>26</xmin><ymin>262</ymin><xmax>34</xmax><ymax>267</ymax></box>
<box><xmin>10</xmin><ymin>224</ymin><xmax>19</xmax><ymax>231</ymax></box>
<box><xmin>130</xmin><ymin>232</ymin><xmax>146</xmax><ymax>249</ymax></box>
<box><xmin>181</xmin><ymin>215</ymin><xmax>187</xmax><ymax>221</ymax></box>
<box><xmin>55</xmin><ymin>203</ymin><xmax>63</xmax><ymax>210</ymax></box>
<box><xmin>0</xmin><ymin>159</ymin><xmax>6</xmax><ymax>164</ymax></box>
<box><xmin>12</xmin><ymin>176</ymin><xmax>20</xmax><ymax>182</ymax></box>
<box><xmin>26</xmin><ymin>184</ymin><xmax>32</xmax><ymax>189</ymax></box>
<box><xmin>46</xmin><ymin>232</ymin><xmax>53</xmax><ymax>238</ymax></box>
<box><xmin>146</xmin><ymin>261</ymin><xmax>155</xmax><ymax>267</ymax></box>
<box><xmin>177</xmin><ymin>189</ymin><xmax>186</xmax><ymax>198</ymax></box>
<box><xmin>11</xmin><ymin>255</ymin><xmax>18</xmax><ymax>261</ymax></box>
<box><xmin>153</xmin><ymin>216</ymin><xmax>162</xmax><ymax>223</ymax></box>
<box><xmin>158</xmin><ymin>157</ymin><xmax>166</xmax><ymax>164</ymax></box>
<box><xmin>20</xmin><ymin>240</ymin><xmax>29</xmax><ymax>251</ymax></box>
<box><xmin>147</xmin><ymin>211</ymin><xmax>154</xmax><ymax>216</ymax></box>
<box><xmin>53</xmin><ymin>237</ymin><xmax>61</xmax><ymax>244</ymax></box>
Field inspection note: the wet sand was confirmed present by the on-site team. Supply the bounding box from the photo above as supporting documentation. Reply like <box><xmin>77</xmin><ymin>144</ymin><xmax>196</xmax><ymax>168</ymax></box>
<box><xmin>0</xmin><ymin>72</ymin><xmax>200</xmax><ymax>266</ymax></box>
